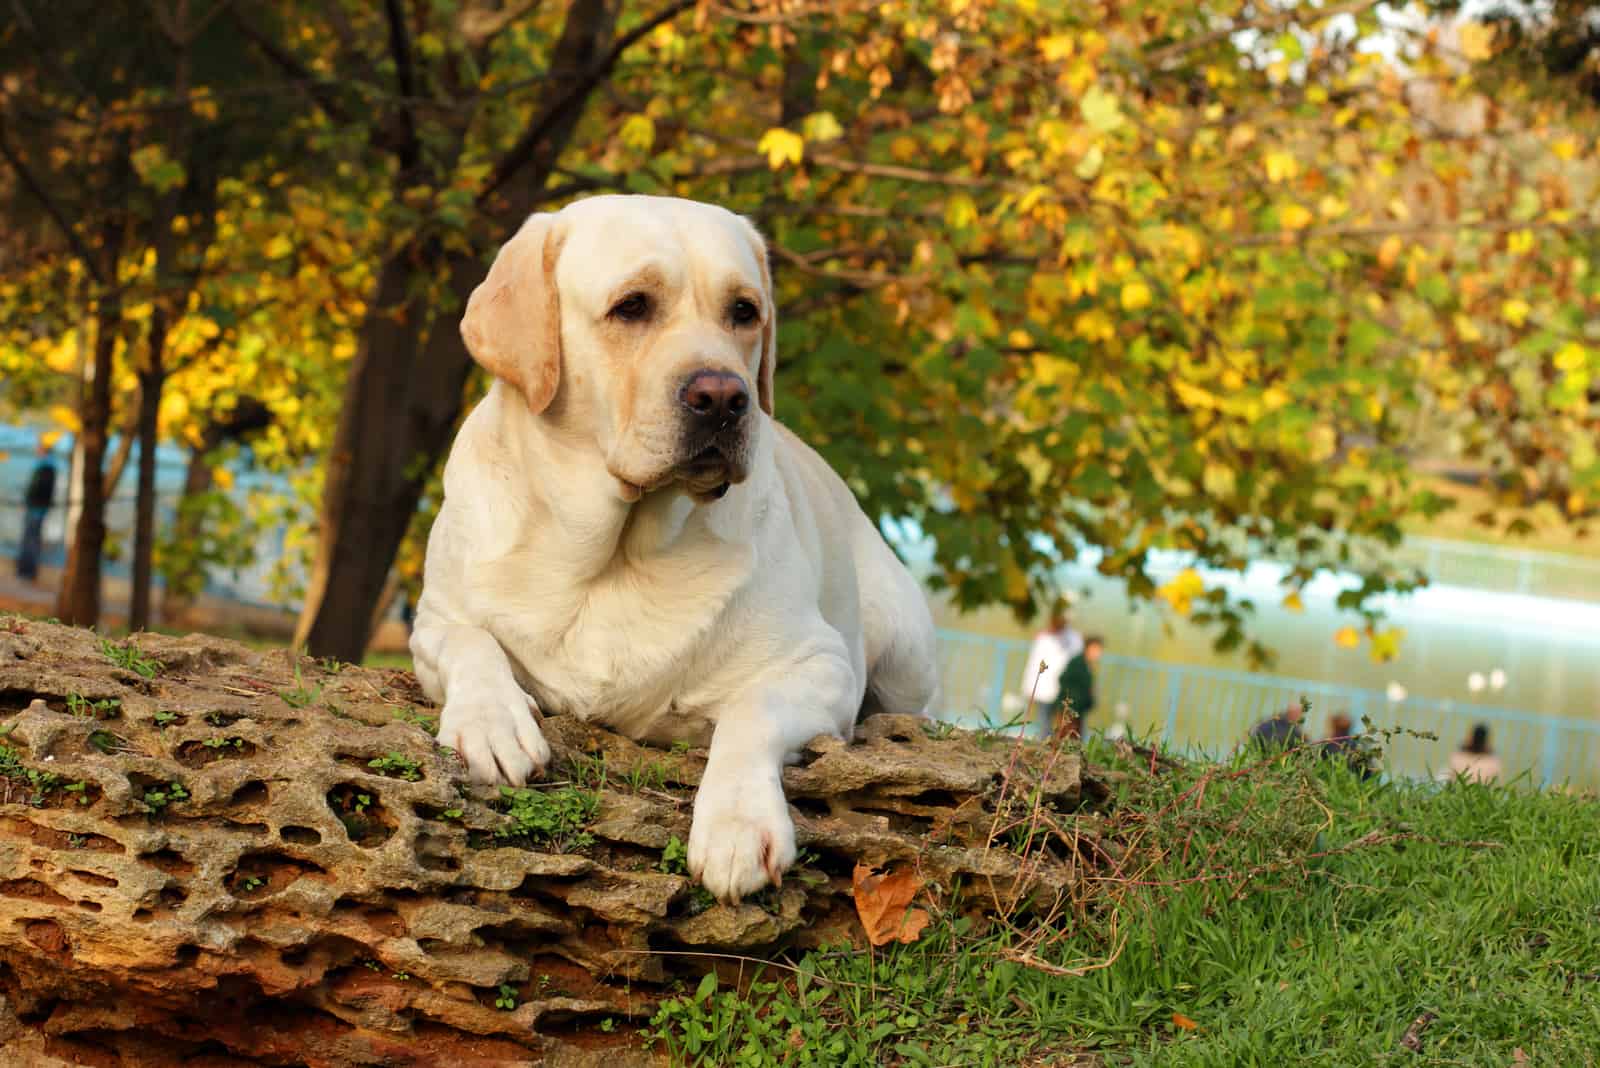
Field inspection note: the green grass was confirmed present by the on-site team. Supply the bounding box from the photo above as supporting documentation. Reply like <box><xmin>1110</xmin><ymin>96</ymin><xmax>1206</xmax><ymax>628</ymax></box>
<box><xmin>648</xmin><ymin>741</ymin><xmax>1600</xmax><ymax>1066</ymax></box>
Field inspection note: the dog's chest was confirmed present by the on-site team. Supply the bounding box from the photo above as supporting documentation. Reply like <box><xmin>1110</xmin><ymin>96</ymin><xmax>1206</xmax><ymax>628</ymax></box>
<box><xmin>484</xmin><ymin>540</ymin><xmax>756</xmax><ymax>735</ymax></box>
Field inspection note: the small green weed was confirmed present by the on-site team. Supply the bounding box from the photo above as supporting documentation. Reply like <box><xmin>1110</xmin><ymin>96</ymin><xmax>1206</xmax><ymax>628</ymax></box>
<box><xmin>141</xmin><ymin>782</ymin><xmax>188</xmax><ymax>814</ymax></box>
<box><xmin>203</xmin><ymin>736</ymin><xmax>245</xmax><ymax>750</ymax></box>
<box><xmin>368</xmin><ymin>751</ymin><xmax>423</xmax><ymax>781</ymax></box>
<box><xmin>494</xmin><ymin>984</ymin><xmax>519</xmax><ymax>1010</ymax></box>
<box><xmin>659</xmin><ymin>834</ymin><xmax>689</xmax><ymax>875</ymax></box>
<box><xmin>66</xmin><ymin>693</ymin><xmax>121</xmax><ymax>719</ymax></box>
<box><xmin>98</xmin><ymin>638</ymin><xmax>162</xmax><ymax>678</ymax></box>
<box><xmin>278</xmin><ymin>660</ymin><xmax>322</xmax><ymax>709</ymax></box>
<box><xmin>237</xmin><ymin>875</ymin><xmax>265</xmax><ymax>893</ymax></box>
<box><xmin>152</xmin><ymin>710</ymin><xmax>180</xmax><ymax>729</ymax></box>
<box><xmin>493</xmin><ymin>785</ymin><xmax>599</xmax><ymax>852</ymax></box>
<box><xmin>393</xmin><ymin>705</ymin><xmax>437</xmax><ymax>733</ymax></box>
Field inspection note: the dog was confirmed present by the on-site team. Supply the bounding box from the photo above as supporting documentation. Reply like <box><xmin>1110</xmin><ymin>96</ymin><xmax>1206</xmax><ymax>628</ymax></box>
<box><xmin>410</xmin><ymin>195</ymin><xmax>938</xmax><ymax>902</ymax></box>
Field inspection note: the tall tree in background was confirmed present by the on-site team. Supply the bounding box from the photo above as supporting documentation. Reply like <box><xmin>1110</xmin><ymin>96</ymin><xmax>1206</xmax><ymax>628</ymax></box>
<box><xmin>0</xmin><ymin>1</ymin><xmax>278</xmax><ymax>628</ymax></box>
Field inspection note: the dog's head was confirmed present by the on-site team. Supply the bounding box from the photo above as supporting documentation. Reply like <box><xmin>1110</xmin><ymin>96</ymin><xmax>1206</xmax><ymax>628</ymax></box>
<box><xmin>460</xmin><ymin>195</ymin><xmax>776</xmax><ymax>504</ymax></box>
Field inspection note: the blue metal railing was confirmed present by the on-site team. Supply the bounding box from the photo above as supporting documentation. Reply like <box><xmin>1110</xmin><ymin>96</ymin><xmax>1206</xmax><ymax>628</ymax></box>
<box><xmin>935</xmin><ymin>629</ymin><xmax>1600</xmax><ymax>790</ymax></box>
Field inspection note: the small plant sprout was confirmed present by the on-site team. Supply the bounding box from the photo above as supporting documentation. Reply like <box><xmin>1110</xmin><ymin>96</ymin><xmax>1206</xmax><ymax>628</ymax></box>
<box><xmin>495</xmin><ymin>984</ymin><xmax>519</xmax><ymax>1010</ymax></box>
<box><xmin>98</xmin><ymin>638</ymin><xmax>162</xmax><ymax>679</ymax></box>
<box><xmin>368</xmin><ymin>752</ymin><xmax>423</xmax><ymax>781</ymax></box>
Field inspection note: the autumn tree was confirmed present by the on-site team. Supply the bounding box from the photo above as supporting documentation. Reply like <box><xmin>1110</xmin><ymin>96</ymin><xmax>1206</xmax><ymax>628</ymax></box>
<box><xmin>0</xmin><ymin>1</ymin><xmax>290</xmax><ymax>628</ymax></box>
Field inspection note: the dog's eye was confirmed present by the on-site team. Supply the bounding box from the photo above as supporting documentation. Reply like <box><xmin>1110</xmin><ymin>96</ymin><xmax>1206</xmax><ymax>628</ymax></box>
<box><xmin>608</xmin><ymin>293</ymin><xmax>651</xmax><ymax>322</ymax></box>
<box><xmin>729</xmin><ymin>299</ymin><xmax>760</xmax><ymax>326</ymax></box>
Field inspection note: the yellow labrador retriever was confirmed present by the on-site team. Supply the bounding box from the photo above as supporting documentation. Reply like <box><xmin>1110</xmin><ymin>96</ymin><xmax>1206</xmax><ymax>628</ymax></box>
<box><xmin>411</xmin><ymin>195</ymin><xmax>938</xmax><ymax>902</ymax></box>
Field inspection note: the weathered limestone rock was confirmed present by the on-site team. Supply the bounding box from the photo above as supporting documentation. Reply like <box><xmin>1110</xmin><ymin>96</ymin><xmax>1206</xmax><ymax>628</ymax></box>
<box><xmin>0</xmin><ymin>618</ymin><xmax>1090</xmax><ymax>1066</ymax></box>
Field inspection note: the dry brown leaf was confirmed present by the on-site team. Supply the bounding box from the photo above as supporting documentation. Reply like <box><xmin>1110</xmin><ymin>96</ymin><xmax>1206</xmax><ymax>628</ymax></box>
<box><xmin>1511</xmin><ymin>1049</ymin><xmax>1529</xmax><ymax>1066</ymax></box>
<box><xmin>851</xmin><ymin>862</ymin><xmax>930</xmax><ymax>946</ymax></box>
<box><xmin>1172</xmin><ymin>1012</ymin><xmax>1199</xmax><ymax>1031</ymax></box>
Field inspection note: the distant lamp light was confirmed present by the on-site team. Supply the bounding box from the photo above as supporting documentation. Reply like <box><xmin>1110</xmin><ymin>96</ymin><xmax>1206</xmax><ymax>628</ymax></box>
<box><xmin>1489</xmin><ymin>669</ymin><xmax>1507</xmax><ymax>692</ymax></box>
<box><xmin>1467</xmin><ymin>672</ymin><xmax>1486</xmax><ymax>694</ymax></box>
<box><xmin>1386</xmin><ymin>681</ymin><xmax>1407</xmax><ymax>704</ymax></box>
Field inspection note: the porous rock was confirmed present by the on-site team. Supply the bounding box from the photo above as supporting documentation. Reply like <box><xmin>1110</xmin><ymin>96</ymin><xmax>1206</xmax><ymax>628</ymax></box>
<box><xmin>0</xmin><ymin>618</ymin><xmax>1088</xmax><ymax>1066</ymax></box>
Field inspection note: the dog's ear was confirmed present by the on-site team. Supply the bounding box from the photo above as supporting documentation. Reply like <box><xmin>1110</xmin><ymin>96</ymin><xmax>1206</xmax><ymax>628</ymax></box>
<box><xmin>461</xmin><ymin>213</ymin><xmax>567</xmax><ymax>414</ymax></box>
<box><xmin>738</xmin><ymin>216</ymin><xmax>778</xmax><ymax>417</ymax></box>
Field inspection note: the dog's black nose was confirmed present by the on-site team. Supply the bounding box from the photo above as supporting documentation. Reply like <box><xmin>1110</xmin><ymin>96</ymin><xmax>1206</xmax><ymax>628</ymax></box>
<box><xmin>680</xmin><ymin>370</ymin><xmax>749</xmax><ymax>425</ymax></box>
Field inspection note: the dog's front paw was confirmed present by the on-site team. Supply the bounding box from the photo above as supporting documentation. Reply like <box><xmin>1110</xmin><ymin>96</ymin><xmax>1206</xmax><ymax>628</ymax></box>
<box><xmin>687</xmin><ymin>772</ymin><xmax>796</xmax><ymax>903</ymax></box>
<box><xmin>438</xmin><ymin>687</ymin><xmax>550</xmax><ymax>786</ymax></box>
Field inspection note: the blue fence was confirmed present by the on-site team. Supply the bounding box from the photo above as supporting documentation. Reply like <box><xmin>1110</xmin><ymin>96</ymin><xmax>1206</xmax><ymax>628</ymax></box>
<box><xmin>935</xmin><ymin>629</ymin><xmax>1600</xmax><ymax>790</ymax></box>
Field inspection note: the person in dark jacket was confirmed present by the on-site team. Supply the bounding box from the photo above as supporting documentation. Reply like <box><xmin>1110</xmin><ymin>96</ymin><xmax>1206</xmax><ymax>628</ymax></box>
<box><xmin>15</xmin><ymin>441</ymin><xmax>57</xmax><ymax>582</ymax></box>
<box><xmin>1248</xmin><ymin>700</ymin><xmax>1307</xmax><ymax>754</ymax></box>
<box><xmin>1053</xmin><ymin>635</ymin><xmax>1103</xmax><ymax>740</ymax></box>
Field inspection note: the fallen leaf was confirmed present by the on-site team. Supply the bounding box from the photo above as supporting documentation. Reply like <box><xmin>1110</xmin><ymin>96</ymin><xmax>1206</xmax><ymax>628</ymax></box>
<box><xmin>852</xmin><ymin>863</ymin><xmax>930</xmax><ymax>946</ymax></box>
<box><xmin>1172</xmin><ymin>1012</ymin><xmax>1199</xmax><ymax>1031</ymax></box>
<box><xmin>1511</xmin><ymin>1049</ymin><xmax>1529</xmax><ymax>1066</ymax></box>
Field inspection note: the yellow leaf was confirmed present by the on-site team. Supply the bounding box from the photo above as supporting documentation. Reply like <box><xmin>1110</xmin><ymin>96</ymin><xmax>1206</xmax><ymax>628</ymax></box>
<box><xmin>1457</xmin><ymin>21</ymin><xmax>1495</xmax><ymax>61</ymax></box>
<box><xmin>1202</xmin><ymin>462</ymin><xmax>1236</xmax><ymax>498</ymax></box>
<box><xmin>1279</xmin><ymin>203</ymin><xmax>1314</xmax><ymax>230</ymax></box>
<box><xmin>49</xmin><ymin>404</ymin><xmax>81</xmax><ymax>433</ymax></box>
<box><xmin>1264</xmin><ymin>150</ymin><xmax>1299</xmax><ymax>183</ymax></box>
<box><xmin>1307</xmin><ymin>424</ymin><xmax>1337</xmax><ymax>461</ymax></box>
<box><xmin>1554</xmin><ymin>342</ymin><xmax>1587</xmax><ymax>372</ymax></box>
<box><xmin>212</xmin><ymin>467</ymin><xmax>235</xmax><ymax>490</ymax></box>
<box><xmin>264</xmin><ymin>234</ymin><xmax>294</xmax><ymax>260</ymax></box>
<box><xmin>619</xmin><ymin>113</ymin><xmax>655</xmax><ymax>151</ymax></box>
<box><xmin>1173</xmin><ymin>380</ymin><xmax>1219</xmax><ymax>410</ymax></box>
<box><xmin>1074</xmin><ymin>143</ymin><xmax>1104</xmax><ymax>180</ymax></box>
<box><xmin>1120</xmin><ymin>281</ymin><xmax>1152</xmax><ymax>311</ymax></box>
<box><xmin>1334</xmin><ymin>626</ymin><xmax>1361</xmax><ymax>649</ymax></box>
<box><xmin>1158</xmin><ymin>568</ymin><xmax>1205</xmax><ymax>616</ymax></box>
<box><xmin>1552</xmin><ymin>137</ymin><xmax>1579</xmax><ymax>161</ymax></box>
<box><xmin>40</xmin><ymin>431</ymin><xmax>62</xmax><ymax>448</ymax></box>
<box><xmin>1039</xmin><ymin>33</ymin><xmax>1075</xmax><ymax>61</ymax></box>
<box><xmin>1369</xmin><ymin>628</ymin><xmax>1403</xmax><ymax>664</ymax></box>
<box><xmin>1377</xmin><ymin>235</ymin><xmax>1403</xmax><ymax>269</ymax></box>
<box><xmin>1501</xmin><ymin>298</ymin><xmax>1530</xmax><ymax>327</ymax></box>
<box><xmin>801</xmin><ymin>111</ymin><xmax>844</xmax><ymax>143</ymax></box>
<box><xmin>1080</xmin><ymin>86</ymin><xmax>1124</xmax><ymax>133</ymax></box>
<box><xmin>945</xmin><ymin>193</ymin><xmax>978</xmax><ymax>229</ymax></box>
<box><xmin>1282</xmin><ymin>590</ymin><xmax>1305</xmax><ymax>613</ymax></box>
<box><xmin>758</xmin><ymin>127</ymin><xmax>805</xmax><ymax>170</ymax></box>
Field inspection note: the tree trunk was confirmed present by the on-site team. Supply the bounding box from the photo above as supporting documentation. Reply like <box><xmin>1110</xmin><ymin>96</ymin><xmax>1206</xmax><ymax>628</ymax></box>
<box><xmin>296</xmin><ymin>0</ymin><xmax>625</xmax><ymax>661</ymax></box>
<box><xmin>294</xmin><ymin>250</ymin><xmax>482</xmax><ymax>660</ymax></box>
<box><xmin>55</xmin><ymin>258</ymin><xmax>123</xmax><ymax>627</ymax></box>
<box><xmin>129</xmin><ymin>310</ymin><xmax>168</xmax><ymax>632</ymax></box>
<box><xmin>158</xmin><ymin>446</ymin><xmax>215</xmax><ymax>626</ymax></box>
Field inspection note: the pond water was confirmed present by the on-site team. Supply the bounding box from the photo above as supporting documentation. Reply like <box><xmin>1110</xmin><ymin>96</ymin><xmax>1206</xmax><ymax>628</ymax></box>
<box><xmin>929</xmin><ymin>553</ymin><xmax>1600</xmax><ymax>725</ymax></box>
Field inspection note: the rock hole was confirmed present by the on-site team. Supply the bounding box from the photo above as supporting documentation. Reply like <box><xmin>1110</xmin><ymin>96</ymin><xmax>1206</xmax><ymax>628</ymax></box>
<box><xmin>0</xmin><ymin>877</ymin><xmax>73</xmax><ymax>907</ymax></box>
<box><xmin>325</xmin><ymin>783</ymin><xmax>396</xmax><ymax>847</ymax></box>
<box><xmin>174</xmin><ymin>944</ymin><xmax>199</xmax><ymax>965</ymax></box>
<box><xmin>66</xmin><ymin>869</ymin><xmax>118</xmax><ymax>889</ymax></box>
<box><xmin>228</xmin><ymin>850</ymin><xmax>328</xmax><ymax>899</ymax></box>
<box><xmin>132</xmin><ymin>908</ymin><xmax>153</xmax><ymax>922</ymax></box>
<box><xmin>76</xmin><ymin>899</ymin><xmax>102</xmax><ymax>913</ymax></box>
<box><xmin>280</xmin><ymin>825</ymin><xmax>322</xmax><ymax>846</ymax></box>
<box><xmin>175</xmin><ymin>738</ymin><xmax>259</xmax><ymax>768</ymax></box>
<box><xmin>142</xmin><ymin>848</ymin><xmax>196</xmax><ymax>876</ymax></box>
<box><xmin>228</xmin><ymin>780</ymin><xmax>270</xmax><ymax>806</ymax></box>
<box><xmin>158</xmin><ymin>884</ymin><xmax>188</xmax><ymax>910</ymax></box>
<box><xmin>787</xmin><ymin>795</ymin><xmax>831</xmax><ymax>819</ymax></box>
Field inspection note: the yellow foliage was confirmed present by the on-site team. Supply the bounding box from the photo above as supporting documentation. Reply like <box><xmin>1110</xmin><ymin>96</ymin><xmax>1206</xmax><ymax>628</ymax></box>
<box><xmin>1501</xmin><ymin>298</ymin><xmax>1530</xmax><ymax>327</ymax></box>
<box><xmin>1334</xmin><ymin>626</ymin><xmax>1361</xmax><ymax>649</ymax></box>
<box><xmin>1264</xmin><ymin>150</ymin><xmax>1299</xmax><ymax>183</ymax></box>
<box><xmin>1158</xmin><ymin>568</ymin><xmax>1205</xmax><ymax>615</ymax></box>
<box><xmin>1120</xmin><ymin>281</ymin><xmax>1152</xmax><ymax>311</ymax></box>
<box><xmin>1282</xmin><ymin>590</ymin><xmax>1305</xmax><ymax>613</ymax></box>
<box><xmin>758</xmin><ymin>127</ymin><xmax>805</xmax><ymax>169</ymax></box>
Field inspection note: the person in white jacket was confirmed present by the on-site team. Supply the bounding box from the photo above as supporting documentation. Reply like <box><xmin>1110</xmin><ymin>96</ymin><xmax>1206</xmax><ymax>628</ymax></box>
<box><xmin>1016</xmin><ymin>601</ymin><xmax>1083</xmax><ymax>723</ymax></box>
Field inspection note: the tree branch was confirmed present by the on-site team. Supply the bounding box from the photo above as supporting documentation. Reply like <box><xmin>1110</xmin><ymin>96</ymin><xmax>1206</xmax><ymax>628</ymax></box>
<box><xmin>227</xmin><ymin>8</ymin><xmax>351</xmax><ymax>123</ymax></box>
<box><xmin>478</xmin><ymin>0</ymin><xmax>694</xmax><ymax>205</ymax></box>
<box><xmin>383</xmin><ymin>0</ymin><xmax>423</xmax><ymax>171</ymax></box>
<box><xmin>1144</xmin><ymin>0</ymin><xmax>1382</xmax><ymax>68</ymax></box>
<box><xmin>0</xmin><ymin>117</ymin><xmax>103</xmax><ymax>285</ymax></box>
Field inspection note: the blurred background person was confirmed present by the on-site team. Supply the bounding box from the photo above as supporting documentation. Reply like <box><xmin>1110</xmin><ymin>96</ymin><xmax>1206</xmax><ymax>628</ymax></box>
<box><xmin>1441</xmin><ymin>724</ymin><xmax>1502</xmax><ymax>784</ymax></box>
